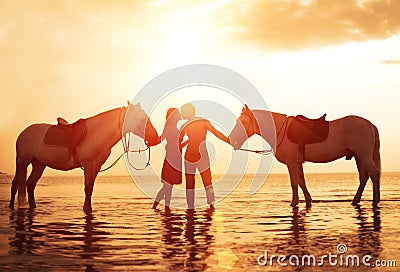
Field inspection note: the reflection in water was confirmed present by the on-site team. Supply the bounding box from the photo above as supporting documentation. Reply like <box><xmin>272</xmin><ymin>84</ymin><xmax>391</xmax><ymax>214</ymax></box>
<box><xmin>1</xmin><ymin>173</ymin><xmax>398</xmax><ymax>271</ymax></box>
<box><xmin>7</xmin><ymin>209</ymin><xmax>110</xmax><ymax>272</ymax></box>
<box><xmin>265</xmin><ymin>205</ymin><xmax>383</xmax><ymax>266</ymax></box>
<box><xmin>291</xmin><ymin>207</ymin><xmax>309</xmax><ymax>244</ymax></box>
<box><xmin>81</xmin><ymin>214</ymin><xmax>100</xmax><ymax>271</ymax></box>
<box><xmin>354</xmin><ymin>206</ymin><xmax>381</xmax><ymax>258</ymax></box>
<box><xmin>160</xmin><ymin>211</ymin><xmax>185</xmax><ymax>270</ymax></box>
<box><xmin>79</xmin><ymin>214</ymin><xmax>111</xmax><ymax>272</ymax></box>
<box><xmin>159</xmin><ymin>209</ymin><xmax>214</xmax><ymax>271</ymax></box>
<box><xmin>8</xmin><ymin>209</ymin><xmax>44</xmax><ymax>256</ymax></box>
<box><xmin>272</xmin><ymin>207</ymin><xmax>310</xmax><ymax>256</ymax></box>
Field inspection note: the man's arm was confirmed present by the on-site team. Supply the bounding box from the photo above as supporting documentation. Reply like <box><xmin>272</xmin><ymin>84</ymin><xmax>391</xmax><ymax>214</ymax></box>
<box><xmin>180</xmin><ymin>140</ymin><xmax>188</xmax><ymax>149</ymax></box>
<box><xmin>207</xmin><ymin>121</ymin><xmax>230</xmax><ymax>144</ymax></box>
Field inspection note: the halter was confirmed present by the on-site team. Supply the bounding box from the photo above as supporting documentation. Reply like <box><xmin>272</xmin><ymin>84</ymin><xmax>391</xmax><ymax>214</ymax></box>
<box><xmin>96</xmin><ymin>107</ymin><xmax>151</xmax><ymax>172</ymax></box>
<box><xmin>238</xmin><ymin>109</ymin><xmax>288</xmax><ymax>155</ymax></box>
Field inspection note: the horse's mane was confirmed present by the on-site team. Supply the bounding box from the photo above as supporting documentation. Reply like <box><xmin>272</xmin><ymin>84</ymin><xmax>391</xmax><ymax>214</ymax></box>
<box><xmin>252</xmin><ymin>109</ymin><xmax>287</xmax><ymax>118</ymax></box>
<box><xmin>87</xmin><ymin>107</ymin><xmax>125</xmax><ymax>121</ymax></box>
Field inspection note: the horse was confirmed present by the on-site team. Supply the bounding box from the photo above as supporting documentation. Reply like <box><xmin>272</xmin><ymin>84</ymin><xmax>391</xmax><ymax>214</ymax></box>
<box><xmin>229</xmin><ymin>105</ymin><xmax>381</xmax><ymax>208</ymax></box>
<box><xmin>9</xmin><ymin>102</ymin><xmax>160</xmax><ymax>213</ymax></box>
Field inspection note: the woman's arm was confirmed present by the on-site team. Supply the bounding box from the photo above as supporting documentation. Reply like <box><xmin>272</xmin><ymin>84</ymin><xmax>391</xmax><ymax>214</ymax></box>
<box><xmin>179</xmin><ymin>126</ymin><xmax>187</xmax><ymax>148</ymax></box>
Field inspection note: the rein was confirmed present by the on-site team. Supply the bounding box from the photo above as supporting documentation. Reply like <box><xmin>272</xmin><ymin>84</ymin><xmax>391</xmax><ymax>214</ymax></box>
<box><xmin>122</xmin><ymin>134</ymin><xmax>151</xmax><ymax>171</ymax></box>
<box><xmin>238</xmin><ymin>113</ymin><xmax>288</xmax><ymax>156</ymax></box>
<box><xmin>82</xmin><ymin>107</ymin><xmax>152</xmax><ymax>172</ymax></box>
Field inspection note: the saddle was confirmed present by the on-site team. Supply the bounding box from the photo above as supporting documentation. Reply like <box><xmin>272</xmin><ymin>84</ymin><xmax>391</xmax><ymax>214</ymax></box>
<box><xmin>44</xmin><ymin>118</ymin><xmax>88</xmax><ymax>164</ymax></box>
<box><xmin>287</xmin><ymin>114</ymin><xmax>329</xmax><ymax>162</ymax></box>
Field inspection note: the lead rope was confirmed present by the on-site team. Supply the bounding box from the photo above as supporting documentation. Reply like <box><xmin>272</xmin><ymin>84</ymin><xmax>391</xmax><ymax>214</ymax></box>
<box><xmin>95</xmin><ymin>142</ymin><xmax>150</xmax><ymax>173</ymax></box>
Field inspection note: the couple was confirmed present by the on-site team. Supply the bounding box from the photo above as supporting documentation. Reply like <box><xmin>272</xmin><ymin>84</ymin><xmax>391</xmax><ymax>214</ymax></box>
<box><xmin>152</xmin><ymin>103</ymin><xmax>230</xmax><ymax>211</ymax></box>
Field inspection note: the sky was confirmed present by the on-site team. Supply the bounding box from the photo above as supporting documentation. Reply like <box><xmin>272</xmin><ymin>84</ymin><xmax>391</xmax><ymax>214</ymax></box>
<box><xmin>0</xmin><ymin>0</ymin><xmax>399</xmax><ymax>176</ymax></box>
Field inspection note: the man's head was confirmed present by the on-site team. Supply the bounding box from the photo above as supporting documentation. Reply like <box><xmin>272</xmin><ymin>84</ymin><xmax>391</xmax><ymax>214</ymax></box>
<box><xmin>181</xmin><ymin>103</ymin><xmax>196</xmax><ymax>120</ymax></box>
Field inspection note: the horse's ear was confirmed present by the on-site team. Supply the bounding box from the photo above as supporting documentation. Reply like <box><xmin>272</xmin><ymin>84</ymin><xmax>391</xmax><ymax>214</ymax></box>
<box><xmin>136</xmin><ymin>103</ymin><xmax>142</xmax><ymax>110</ymax></box>
<box><xmin>127</xmin><ymin>101</ymin><xmax>131</xmax><ymax>106</ymax></box>
<box><xmin>244</xmin><ymin>104</ymin><xmax>249</xmax><ymax>110</ymax></box>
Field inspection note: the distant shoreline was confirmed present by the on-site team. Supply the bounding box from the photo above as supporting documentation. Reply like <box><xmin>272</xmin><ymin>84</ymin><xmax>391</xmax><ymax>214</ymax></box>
<box><xmin>35</xmin><ymin>171</ymin><xmax>400</xmax><ymax>178</ymax></box>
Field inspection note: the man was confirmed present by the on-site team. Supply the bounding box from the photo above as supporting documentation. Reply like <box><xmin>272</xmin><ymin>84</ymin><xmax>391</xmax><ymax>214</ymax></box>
<box><xmin>179</xmin><ymin>103</ymin><xmax>230</xmax><ymax>210</ymax></box>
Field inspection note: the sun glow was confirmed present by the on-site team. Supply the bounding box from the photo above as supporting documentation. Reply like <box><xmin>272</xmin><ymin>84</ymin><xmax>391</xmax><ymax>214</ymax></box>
<box><xmin>149</xmin><ymin>6</ymin><xmax>220</xmax><ymax>68</ymax></box>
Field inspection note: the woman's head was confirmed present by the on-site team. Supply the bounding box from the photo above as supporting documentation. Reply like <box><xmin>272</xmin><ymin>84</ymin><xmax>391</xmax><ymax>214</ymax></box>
<box><xmin>180</xmin><ymin>103</ymin><xmax>196</xmax><ymax>120</ymax></box>
<box><xmin>165</xmin><ymin>108</ymin><xmax>181</xmax><ymax>123</ymax></box>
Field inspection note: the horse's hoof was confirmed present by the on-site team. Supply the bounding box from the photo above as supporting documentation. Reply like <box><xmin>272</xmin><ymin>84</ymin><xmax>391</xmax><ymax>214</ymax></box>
<box><xmin>372</xmin><ymin>202</ymin><xmax>379</xmax><ymax>208</ymax></box>
<box><xmin>83</xmin><ymin>206</ymin><xmax>92</xmax><ymax>214</ymax></box>
<box><xmin>351</xmin><ymin>201</ymin><xmax>360</xmax><ymax>206</ymax></box>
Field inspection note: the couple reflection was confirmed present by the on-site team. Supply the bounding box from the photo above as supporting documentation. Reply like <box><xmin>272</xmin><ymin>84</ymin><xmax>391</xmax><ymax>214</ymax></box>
<box><xmin>158</xmin><ymin>209</ymin><xmax>214</xmax><ymax>271</ymax></box>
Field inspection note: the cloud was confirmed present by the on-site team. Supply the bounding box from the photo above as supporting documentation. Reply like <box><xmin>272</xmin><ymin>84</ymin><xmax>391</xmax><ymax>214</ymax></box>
<box><xmin>381</xmin><ymin>59</ymin><xmax>400</xmax><ymax>64</ymax></box>
<box><xmin>223</xmin><ymin>0</ymin><xmax>400</xmax><ymax>51</ymax></box>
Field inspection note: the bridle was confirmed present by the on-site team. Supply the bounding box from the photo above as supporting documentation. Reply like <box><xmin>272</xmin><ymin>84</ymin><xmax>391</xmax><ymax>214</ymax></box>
<box><xmin>121</xmin><ymin>107</ymin><xmax>151</xmax><ymax>171</ymax></box>
<box><xmin>94</xmin><ymin>107</ymin><xmax>151</xmax><ymax>172</ymax></box>
<box><xmin>238</xmin><ymin>109</ymin><xmax>288</xmax><ymax>155</ymax></box>
<box><xmin>241</xmin><ymin>109</ymin><xmax>260</xmax><ymax>138</ymax></box>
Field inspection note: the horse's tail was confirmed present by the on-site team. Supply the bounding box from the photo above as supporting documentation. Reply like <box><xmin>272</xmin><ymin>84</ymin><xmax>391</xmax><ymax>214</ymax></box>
<box><xmin>373</xmin><ymin>125</ymin><xmax>381</xmax><ymax>174</ymax></box>
<box><xmin>17</xmin><ymin>171</ymin><xmax>27</xmax><ymax>207</ymax></box>
<box><xmin>15</xmin><ymin>136</ymin><xmax>27</xmax><ymax>206</ymax></box>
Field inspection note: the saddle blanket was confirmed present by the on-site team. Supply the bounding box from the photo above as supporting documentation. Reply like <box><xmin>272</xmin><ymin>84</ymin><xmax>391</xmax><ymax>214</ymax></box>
<box><xmin>287</xmin><ymin>114</ymin><xmax>329</xmax><ymax>162</ymax></box>
<box><xmin>44</xmin><ymin>119</ymin><xmax>87</xmax><ymax>148</ymax></box>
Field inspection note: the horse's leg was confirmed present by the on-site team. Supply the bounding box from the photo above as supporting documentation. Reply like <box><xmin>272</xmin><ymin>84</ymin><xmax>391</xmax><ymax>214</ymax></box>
<box><xmin>352</xmin><ymin>158</ymin><xmax>369</xmax><ymax>206</ymax></box>
<box><xmin>297</xmin><ymin>164</ymin><xmax>312</xmax><ymax>208</ymax></box>
<box><xmin>287</xmin><ymin>162</ymin><xmax>299</xmax><ymax>207</ymax></box>
<box><xmin>367</xmin><ymin>161</ymin><xmax>380</xmax><ymax>207</ymax></box>
<box><xmin>26</xmin><ymin>159</ymin><xmax>46</xmax><ymax>209</ymax></box>
<box><xmin>83</xmin><ymin>165</ymin><xmax>100</xmax><ymax>214</ymax></box>
<box><xmin>9</xmin><ymin>161</ymin><xmax>28</xmax><ymax>209</ymax></box>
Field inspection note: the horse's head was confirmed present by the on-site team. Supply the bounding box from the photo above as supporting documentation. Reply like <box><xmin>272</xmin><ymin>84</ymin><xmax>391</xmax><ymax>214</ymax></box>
<box><xmin>229</xmin><ymin>104</ymin><xmax>260</xmax><ymax>150</ymax></box>
<box><xmin>125</xmin><ymin>102</ymin><xmax>160</xmax><ymax>147</ymax></box>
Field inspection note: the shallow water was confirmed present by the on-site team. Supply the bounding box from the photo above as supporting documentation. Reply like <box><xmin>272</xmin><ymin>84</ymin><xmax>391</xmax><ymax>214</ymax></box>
<box><xmin>0</xmin><ymin>173</ymin><xmax>399</xmax><ymax>271</ymax></box>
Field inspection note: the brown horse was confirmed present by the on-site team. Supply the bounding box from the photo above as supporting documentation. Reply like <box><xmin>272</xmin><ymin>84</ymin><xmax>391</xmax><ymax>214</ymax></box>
<box><xmin>9</xmin><ymin>102</ymin><xmax>159</xmax><ymax>213</ymax></box>
<box><xmin>229</xmin><ymin>105</ymin><xmax>381</xmax><ymax>207</ymax></box>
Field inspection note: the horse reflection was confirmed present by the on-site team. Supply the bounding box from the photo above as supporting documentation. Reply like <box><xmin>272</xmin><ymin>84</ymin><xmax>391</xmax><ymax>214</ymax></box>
<box><xmin>290</xmin><ymin>207</ymin><xmax>309</xmax><ymax>244</ymax></box>
<box><xmin>159</xmin><ymin>209</ymin><xmax>214</xmax><ymax>271</ymax></box>
<box><xmin>354</xmin><ymin>206</ymin><xmax>381</xmax><ymax>259</ymax></box>
<box><xmin>8</xmin><ymin>209</ymin><xmax>44</xmax><ymax>256</ymax></box>
<box><xmin>79</xmin><ymin>214</ymin><xmax>110</xmax><ymax>272</ymax></box>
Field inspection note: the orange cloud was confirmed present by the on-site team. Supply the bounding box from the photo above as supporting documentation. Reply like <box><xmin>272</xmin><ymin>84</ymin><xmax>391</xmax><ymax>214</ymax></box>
<box><xmin>223</xmin><ymin>0</ymin><xmax>400</xmax><ymax>50</ymax></box>
<box><xmin>381</xmin><ymin>59</ymin><xmax>400</xmax><ymax>64</ymax></box>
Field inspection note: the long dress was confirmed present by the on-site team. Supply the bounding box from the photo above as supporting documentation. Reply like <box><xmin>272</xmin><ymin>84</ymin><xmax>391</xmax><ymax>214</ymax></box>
<box><xmin>161</xmin><ymin>123</ymin><xmax>182</xmax><ymax>185</ymax></box>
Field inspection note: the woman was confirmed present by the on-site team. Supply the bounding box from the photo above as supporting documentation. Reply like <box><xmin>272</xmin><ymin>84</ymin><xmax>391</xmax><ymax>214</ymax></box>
<box><xmin>153</xmin><ymin>108</ymin><xmax>186</xmax><ymax>211</ymax></box>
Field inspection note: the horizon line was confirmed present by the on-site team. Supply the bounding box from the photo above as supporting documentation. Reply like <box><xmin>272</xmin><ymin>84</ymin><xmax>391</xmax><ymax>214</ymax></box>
<box><xmin>2</xmin><ymin>171</ymin><xmax>397</xmax><ymax>178</ymax></box>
